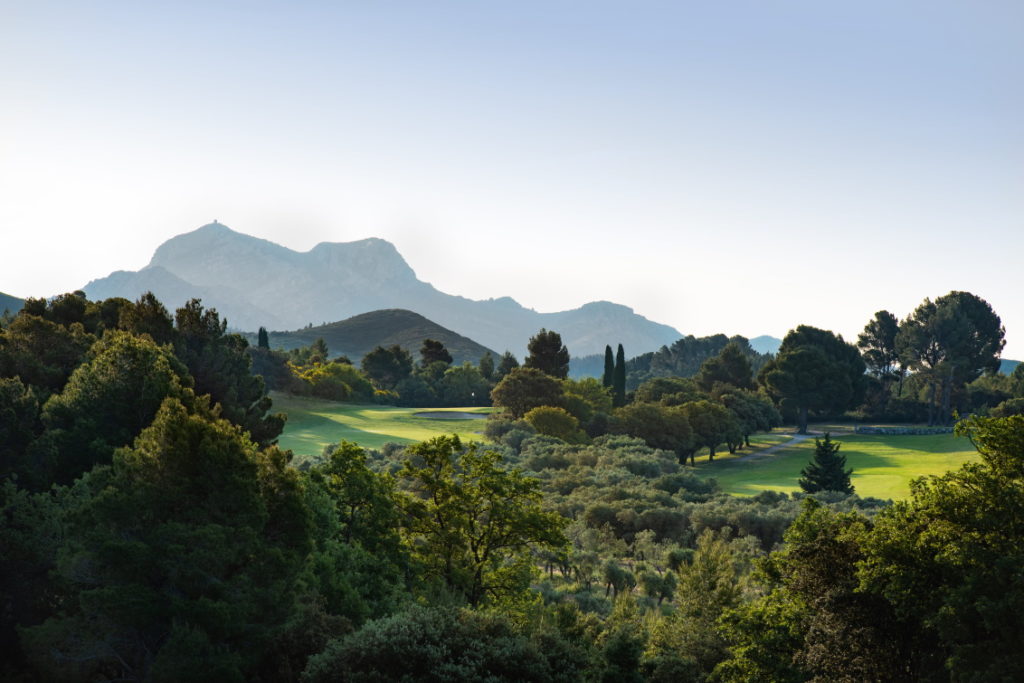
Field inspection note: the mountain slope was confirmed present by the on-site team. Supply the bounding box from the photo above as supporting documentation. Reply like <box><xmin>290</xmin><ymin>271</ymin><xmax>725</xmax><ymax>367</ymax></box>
<box><xmin>0</xmin><ymin>291</ymin><xmax>24</xmax><ymax>315</ymax></box>
<box><xmin>82</xmin><ymin>222</ymin><xmax>682</xmax><ymax>357</ymax></box>
<box><xmin>260</xmin><ymin>309</ymin><xmax>498</xmax><ymax>365</ymax></box>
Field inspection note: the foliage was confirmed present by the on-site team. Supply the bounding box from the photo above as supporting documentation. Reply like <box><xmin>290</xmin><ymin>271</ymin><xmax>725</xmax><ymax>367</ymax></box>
<box><xmin>603</xmin><ymin>345</ymin><xmax>615</xmax><ymax>388</ymax></box>
<box><xmin>33</xmin><ymin>331</ymin><xmax>195</xmax><ymax>487</ymax></box>
<box><xmin>798</xmin><ymin>433</ymin><xmax>854</xmax><ymax>495</ymax></box>
<box><xmin>397</xmin><ymin>436</ymin><xmax>567</xmax><ymax>606</ymax></box>
<box><xmin>360</xmin><ymin>344</ymin><xmax>414</xmax><ymax>390</ymax></box>
<box><xmin>525</xmin><ymin>328</ymin><xmax>571</xmax><ymax>379</ymax></box>
<box><xmin>491</xmin><ymin>367</ymin><xmax>564</xmax><ymax>419</ymax></box>
<box><xmin>21</xmin><ymin>399</ymin><xmax>312</xmax><ymax>682</ymax></box>
<box><xmin>174</xmin><ymin>298</ymin><xmax>284</xmax><ymax>445</ymax></box>
<box><xmin>303</xmin><ymin>606</ymin><xmax>586</xmax><ymax>682</ymax></box>
<box><xmin>613</xmin><ymin>344</ymin><xmax>626</xmax><ymax>407</ymax></box>
<box><xmin>420</xmin><ymin>338</ymin><xmax>453</xmax><ymax>367</ymax></box>
<box><xmin>697</xmin><ymin>341</ymin><xmax>754</xmax><ymax>391</ymax></box>
<box><xmin>858</xmin><ymin>414</ymin><xmax>1024</xmax><ymax>679</ymax></box>
<box><xmin>525</xmin><ymin>406</ymin><xmax>586</xmax><ymax>443</ymax></box>
<box><xmin>759</xmin><ymin>325</ymin><xmax>865</xmax><ymax>434</ymax></box>
<box><xmin>896</xmin><ymin>291</ymin><xmax>1005</xmax><ymax>425</ymax></box>
<box><xmin>611</xmin><ymin>402</ymin><xmax>693</xmax><ymax>462</ymax></box>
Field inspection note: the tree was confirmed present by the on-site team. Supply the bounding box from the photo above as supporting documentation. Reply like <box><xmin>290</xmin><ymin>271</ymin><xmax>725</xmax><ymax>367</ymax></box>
<box><xmin>719</xmin><ymin>390</ymin><xmax>781</xmax><ymax>448</ymax></box>
<box><xmin>397</xmin><ymin>436</ymin><xmax>566</xmax><ymax>606</ymax></box>
<box><xmin>857</xmin><ymin>310</ymin><xmax>902</xmax><ymax>402</ymax></box>
<box><xmin>0</xmin><ymin>313</ymin><xmax>94</xmax><ymax>398</ymax></box>
<box><xmin>257</xmin><ymin>326</ymin><xmax>270</xmax><ymax>349</ymax></box>
<box><xmin>858</xmin><ymin>414</ymin><xmax>1024</xmax><ymax>680</ymax></box>
<box><xmin>680</xmin><ymin>400</ymin><xmax>740</xmax><ymax>464</ymax></box>
<box><xmin>798</xmin><ymin>433</ymin><xmax>853</xmax><ymax>494</ymax></box>
<box><xmin>420</xmin><ymin>338</ymin><xmax>453</xmax><ymax>367</ymax></box>
<box><xmin>303</xmin><ymin>606</ymin><xmax>581</xmax><ymax>683</ymax></box>
<box><xmin>525</xmin><ymin>328</ymin><xmax>570</xmax><ymax>379</ymax></box>
<box><xmin>118</xmin><ymin>292</ymin><xmax>176</xmax><ymax>345</ymax></box>
<box><xmin>697</xmin><ymin>341</ymin><xmax>754</xmax><ymax>391</ymax></box>
<box><xmin>34</xmin><ymin>331</ymin><xmax>194</xmax><ymax>486</ymax></box>
<box><xmin>896</xmin><ymin>291</ymin><xmax>1004</xmax><ymax>425</ymax></box>
<box><xmin>613</xmin><ymin>344</ymin><xmax>626</xmax><ymax>407</ymax></box>
<box><xmin>478</xmin><ymin>351</ymin><xmax>495</xmax><ymax>381</ymax></box>
<box><xmin>603</xmin><ymin>345</ymin><xmax>615</xmax><ymax>388</ymax></box>
<box><xmin>759</xmin><ymin>326</ymin><xmax>865</xmax><ymax>434</ymax></box>
<box><xmin>490</xmin><ymin>367</ymin><xmax>563</xmax><ymax>419</ymax></box>
<box><xmin>439</xmin><ymin>363</ymin><xmax>491</xmax><ymax>406</ymax></box>
<box><xmin>361</xmin><ymin>344</ymin><xmax>414</xmax><ymax>390</ymax></box>
<box><xmin>524</xmin><ymin>406</ymin><xmax>585</xmax><ymax>443</ymax></box>
<box><xmin>495</xmin><ymin>351</ymin><xmax>520</xmax><ymax>380</ymax></box>
<box><xmin>173</xmin><ymin>299</ymin><xmax>284</xmax><ymax>445</ymax></box>
<box><xmin>611</xmin><ymin>402</ymin><xmax>693</xmax><ymax>462</ymax></box>
<box><xmin>22</xmin><ymin>399</ymin><xmax>312</xmax><ymax>682</ymax></box>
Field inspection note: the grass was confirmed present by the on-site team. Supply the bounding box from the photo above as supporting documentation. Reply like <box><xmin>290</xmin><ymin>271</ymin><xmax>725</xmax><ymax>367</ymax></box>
<box><xmin>271</xmin><ymin>392</ymin><xmax>492</xmax><ymax>455</ymax></box>
<box><xmin>696</xmin><ymin>426</ymin><xmax>979</xmax><ymax>500</ymax></box>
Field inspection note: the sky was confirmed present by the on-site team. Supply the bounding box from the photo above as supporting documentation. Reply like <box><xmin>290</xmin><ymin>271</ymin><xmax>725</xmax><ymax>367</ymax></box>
<box><xmin>2</xmin><ymin>1</ymin><xmax>1022</xmax><ymax>356</ymax></box>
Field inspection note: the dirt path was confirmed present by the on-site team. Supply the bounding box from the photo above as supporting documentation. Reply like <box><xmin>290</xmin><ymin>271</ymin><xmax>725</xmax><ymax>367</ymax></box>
<box><xmin>734</xmin><ymin>431</ymin><xmax>817</xmax><ymax>462</ymax></box>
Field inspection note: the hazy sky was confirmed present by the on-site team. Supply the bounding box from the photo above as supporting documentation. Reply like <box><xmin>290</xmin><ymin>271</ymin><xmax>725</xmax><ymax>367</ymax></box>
<box><xmin>3</xmin><ymin>1</ymin><xmax>1022</xmax><ymax>356</ymax></box>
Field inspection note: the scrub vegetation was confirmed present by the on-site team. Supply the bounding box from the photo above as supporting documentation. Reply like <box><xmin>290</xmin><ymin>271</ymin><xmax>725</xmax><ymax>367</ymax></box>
<box><xmin>1</xmin><ymin>289</ymin><xmax>1021</xmax><ymax>681</ymax></box>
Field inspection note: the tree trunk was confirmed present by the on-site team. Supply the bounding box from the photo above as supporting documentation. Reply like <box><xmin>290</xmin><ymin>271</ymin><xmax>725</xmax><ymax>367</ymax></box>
<box><xmin>798</xmin><ymin>406</ymin><xmax>809</xmax><ymax>434</ymax></box>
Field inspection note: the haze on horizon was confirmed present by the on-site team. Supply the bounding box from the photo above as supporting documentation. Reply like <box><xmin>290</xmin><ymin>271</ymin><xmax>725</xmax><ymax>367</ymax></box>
<box><xmin>2</xmin><ymin>1</ymin><xmax>1022</xmax><ymax>356</ymax></box>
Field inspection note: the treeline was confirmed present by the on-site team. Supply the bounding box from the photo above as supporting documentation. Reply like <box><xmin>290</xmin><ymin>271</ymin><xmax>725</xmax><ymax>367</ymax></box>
<box><xmin>250</xmin><ymin>329</ymin><xmax>514</xmax><ymax>407</ymax></box>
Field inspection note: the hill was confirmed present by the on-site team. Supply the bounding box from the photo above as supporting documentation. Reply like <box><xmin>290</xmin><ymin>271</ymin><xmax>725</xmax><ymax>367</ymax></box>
<box><xmin>82</xmin><ymin>222</ymin><xmax>681</xmax><ymax>358</ymax></box>
<box><xmin>0</xmin><ymin>291</ymin><xmax>24</xmax><ymax>316</ymax></box>
<box><xmin>1000</xmin><ymin>359</ymin><xmax>1021</xmax><ymax>375</ymax></box>
<box><xmin>748</xmin><ymin>335</ymin><xmax>782</xmax><ymax>355</ymax></box>
<box><xmin>258</xmin><ymin>309</ymin><xmax>498</xmax><ymax>365</ymax></box>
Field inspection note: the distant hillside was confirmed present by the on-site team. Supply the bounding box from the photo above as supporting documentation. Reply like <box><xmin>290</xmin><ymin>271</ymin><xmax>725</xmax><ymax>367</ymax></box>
<box><xmin>1000</xmin><ymin>359</ymin><xmax>1021</xmax><ymax>375</ymax></box>
<box><xmin>82</xmin><ymin>222</ymin><xmax>681</xmax><ymax>358</ymax></box>
<box><xmin>0</xmin><ymin>291</ymin><xmax>24</xmax><ymax>316</ymax></box>
<box><xmin>748</xmin><ymin>335</ymin><xmax>782</xmax><ymax>355</ymax></box>
<box><xmin>257</xmin><ymin>309</ymin><xmax>498</xmax><ymax>365</ymax></box>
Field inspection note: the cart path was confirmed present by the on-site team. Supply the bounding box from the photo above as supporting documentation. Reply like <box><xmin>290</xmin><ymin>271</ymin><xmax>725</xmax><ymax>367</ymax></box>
<box><xmin>734</xmin><ymin>432</ymin><xmax>817</xmax><ymax>462</ymax></box>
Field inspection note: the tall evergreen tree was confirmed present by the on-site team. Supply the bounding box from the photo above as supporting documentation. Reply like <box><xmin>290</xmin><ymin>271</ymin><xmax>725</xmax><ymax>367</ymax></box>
<box><xmin>478</xmin><ymin>352</ymin><xmax>495</xmax><ymax>381</ymax></box>
<box><xmin>524</xmin><ymin>328</ymin><xmax>570</xmax><ymax>379</ymax></box>
<box><xmin>798</xmin><ymin>433</ymin><xmax>854</xmax><ymax>494</ymax></box>
<box><xmin>613</xmin><ymin>344</ymin><xmax>626</xmax><ymax>407</ymax></box>
<box><xmin>257</xmin><ymin>326</ymin><xmax>270</xmax><ymax>349</ymax></box>
<box><xmin>603</xmin><ymin>345</ymin><xmax>615</xmax><ymax>388</ymax></box>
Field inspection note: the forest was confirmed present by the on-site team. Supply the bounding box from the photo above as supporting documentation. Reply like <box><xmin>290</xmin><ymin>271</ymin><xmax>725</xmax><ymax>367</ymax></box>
<box><xmin>1</xmin><ymin>289</ymin><xmax>1022</xmax><ymax>681</ymax></box>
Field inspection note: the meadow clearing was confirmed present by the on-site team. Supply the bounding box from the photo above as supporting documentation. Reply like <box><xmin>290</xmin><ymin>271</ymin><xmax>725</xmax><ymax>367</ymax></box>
<box><xmin>697</xmin><ymin>427</ymin><xmax>979</xmax><ymax>500</ymax></box>
<box><xmin>273</xmin><ymin>394</ymin><xmax>980</xmax><ymax>500</ymax></box>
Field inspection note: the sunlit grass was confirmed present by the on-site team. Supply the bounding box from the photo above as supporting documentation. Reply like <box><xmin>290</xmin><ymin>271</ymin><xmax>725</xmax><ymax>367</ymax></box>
<box><xmin>697</xmin><ymin>429</ymin><xmax>979</xmax><ymax>500</ymax></box>
<box><xmin>271</xmin><ymin>392</ymin><xmax>492</xmax><ymax>455</ymax></box>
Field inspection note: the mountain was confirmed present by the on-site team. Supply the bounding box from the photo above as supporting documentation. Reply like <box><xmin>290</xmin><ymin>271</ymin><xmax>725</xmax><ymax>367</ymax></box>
<box><xmin>1000</xmin><ymin>359</ymin><xmax>1021</xmax><ymax>375</ymax></box>
<box><xmin>0</xmin><ymin>291</ymin><xmax>24</xmax><ymax>316</ymax></box>
<box><xmin>256</xmin><ymin>309</ymin><xmax>498</xmax><ymax>365</ymax></box>
<box><xmin>82</xmin><ymin>222</ymin><xmax>682</xmax><ymax>357</ymax></box>
<box><xmin>748</xmin><ymin>335</ymin><xmax>782</xmax><ymax>355</ymax></box>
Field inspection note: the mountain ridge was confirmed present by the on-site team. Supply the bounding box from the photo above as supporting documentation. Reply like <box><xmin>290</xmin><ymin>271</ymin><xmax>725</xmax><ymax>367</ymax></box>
<box><xmin>82</xmin><ymin>222</ymin><xmax>682</xmax><ymax>357</ymax></box>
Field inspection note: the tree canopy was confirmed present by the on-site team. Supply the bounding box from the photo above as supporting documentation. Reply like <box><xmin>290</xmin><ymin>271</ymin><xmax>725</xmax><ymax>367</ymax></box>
<box><xmin>524</xmin><ymin>328</ymin><xmax>570</xmax><ymax>379</ymax></box>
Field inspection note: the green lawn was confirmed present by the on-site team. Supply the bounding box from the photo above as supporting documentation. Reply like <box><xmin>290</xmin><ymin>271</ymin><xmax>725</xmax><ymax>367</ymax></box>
<box><xmin>696</xmin><ymin>428</ymin><xmax>979</xmax><ymax>500</ymax></box>
<box><xmin>271</xmin><ymin>392</ymin><xmax>492</xmax><ymax>455</ymax></box>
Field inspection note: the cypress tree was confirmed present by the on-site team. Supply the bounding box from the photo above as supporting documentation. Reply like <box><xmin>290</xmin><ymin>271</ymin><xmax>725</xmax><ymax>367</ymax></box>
<box><xmin>613</xmin><ymin>344</ymin><xmax>626</xmax><ymax>407</ymax></box>
<box><xmin>257</xmin><ymin>326</ymin><xmax>269</xmax><ymax>349</ymax></box>
<box><xmin>603</xmin><ymin>345</ymin><xmax>614</xmax><ymax>388</ymax></box>
<box><xmin>798</xmin><ymin>433</ymin><xmax>854</xmax><ymax>494</ymax></box>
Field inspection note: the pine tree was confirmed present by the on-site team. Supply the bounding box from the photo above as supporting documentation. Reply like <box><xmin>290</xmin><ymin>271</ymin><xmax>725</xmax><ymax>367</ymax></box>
<box><xmin>613</xmin><ymin>344</ymin><xmax>626</xmax><ymax>407</ymax></box>
<box><xmin>603</xmin><ymin>345</ymin><xmax>614</xmax><ymax>388</ymax></box>
<box><xmin>257</xmin><ymin>326</ymin><xmax>269</xmax><ymax>349</ymax></box>
<box><xmin>798</xmin><ymin>433</ymin><xmax>854</xmax><ymax>494</ymax></box>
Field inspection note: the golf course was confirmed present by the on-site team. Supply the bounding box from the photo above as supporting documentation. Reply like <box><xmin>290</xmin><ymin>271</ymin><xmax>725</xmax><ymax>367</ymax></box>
<box><xmin>696</xmin><ymin>427</ymin><xmax>979</xmax><ymax>500</ymax></box>
<box><xmin>273</xmin><ymin>394</ymin><xmax>979</xmax><ymax>500</ymax></box>
<box><xmin>272</xmin><ymin>392</ymin><xmax>492</xmax><ymax>455</ymax></box>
